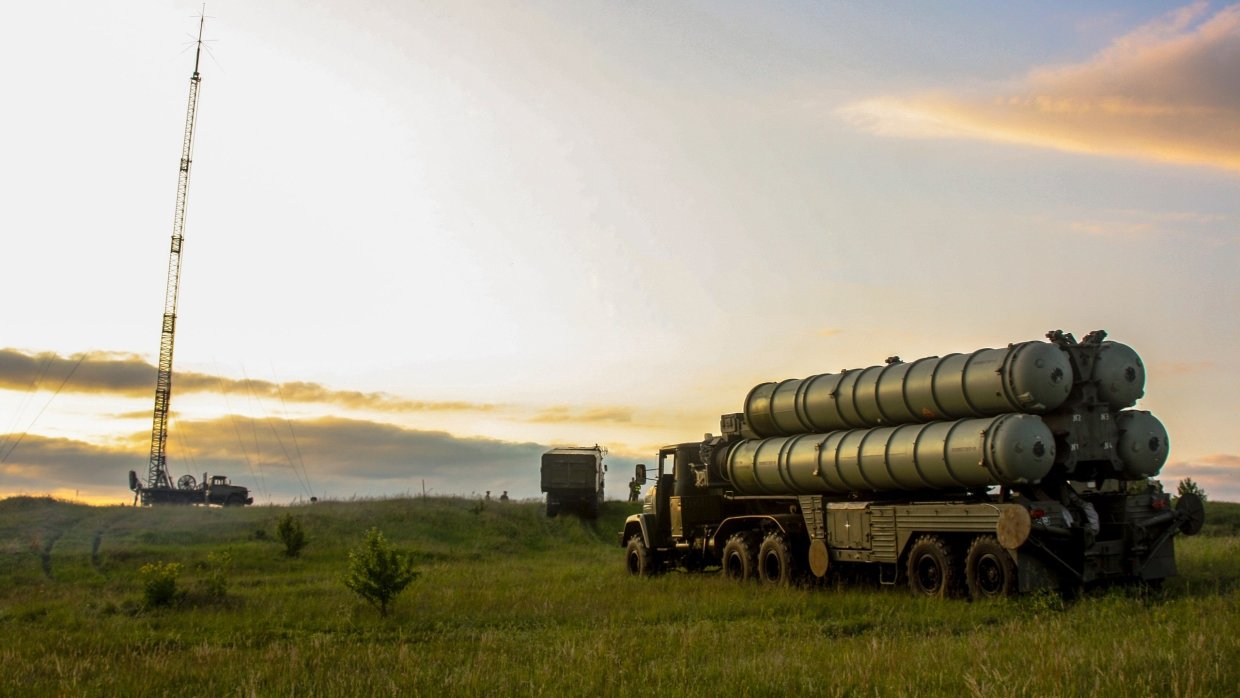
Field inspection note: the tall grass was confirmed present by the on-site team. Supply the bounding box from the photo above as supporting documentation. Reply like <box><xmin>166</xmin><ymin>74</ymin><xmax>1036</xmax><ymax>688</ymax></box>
<box><xmin>1</xmin><ymin>495</ymin><xmax>1237</xmax><ymax>696</ymax></box>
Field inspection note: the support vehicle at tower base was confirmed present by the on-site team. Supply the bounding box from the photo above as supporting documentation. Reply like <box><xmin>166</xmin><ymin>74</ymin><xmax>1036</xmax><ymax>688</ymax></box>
<box><xmin>129</xmin><ymin>470</ymin><xmax>253</xmax><ymax>507</ymax></box>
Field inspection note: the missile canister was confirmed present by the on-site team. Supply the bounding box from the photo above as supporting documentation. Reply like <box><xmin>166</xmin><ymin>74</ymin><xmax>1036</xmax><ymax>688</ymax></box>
<box><xmin>1115</xmin><ymin>410</ymin><xmax>1169</xmax><ymax>478</ymax></box>
<box><xmin>723</xmin><ymin>413</ymin><xmax>1056</xmax><ymax>496</ymax></box>
<box><xmin>1093</xmin><ymin>342</ymin><xmax>1146</xmax><ymax>409</ymax></box>
<box><xmin>744</xmin><ymin>341</ymin><xmax>1073</xmax><ymax>437</ymax></box>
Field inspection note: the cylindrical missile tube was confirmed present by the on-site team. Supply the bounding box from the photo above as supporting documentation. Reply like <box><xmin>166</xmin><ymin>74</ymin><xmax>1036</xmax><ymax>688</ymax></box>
<box><xmin>1093</xmin><ymin>342</ymin><xmax>1146</xmax><ymax>409</ymax></box>
<box><xmin>1115</xmin><ymin>410</ymin><xmax>1169</xmax><ymax>479</ymax></box>
<box><xmin>723</xmin><ymin>413</ymin><xmax>1056</xmax><ymax>496</ymax></box>
<box><xmin>744</xmin><ymin>341</ymin><xmax>1074</xmax><ymax>437</ymax></box>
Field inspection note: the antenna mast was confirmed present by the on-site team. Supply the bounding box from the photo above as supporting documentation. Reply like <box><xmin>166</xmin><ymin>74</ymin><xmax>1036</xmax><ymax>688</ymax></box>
<box><xmin>145</xmin><ymin>12</ymin><xmax>206</xmax><ymax>495</ymax></box>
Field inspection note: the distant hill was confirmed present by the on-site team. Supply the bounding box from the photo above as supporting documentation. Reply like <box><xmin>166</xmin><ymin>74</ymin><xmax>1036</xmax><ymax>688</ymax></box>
<box><xmin>0</xmin><ymin>494</ymin><xmax>636</xmax><ymax>586</ymax></box>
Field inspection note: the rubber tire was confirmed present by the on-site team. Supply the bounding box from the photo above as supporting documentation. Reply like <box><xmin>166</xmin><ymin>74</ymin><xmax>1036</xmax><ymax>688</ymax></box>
<box><xmin>626</xmin><ymin>535</ymin><xmax>656</xmax><ymax>576</ymax></box>
<box><xmin>546</xmin><ymin>499</ymin><xmax>558</xmax><ymax>518</ymax></box>
<box><xmin>758</xmin><ymin>532</ymin><xmax>797</xmax><ymax>586</ymax></box>
<box><xmin>224</xmin><ymin>495</ymin><xmax>242</xmax><ymax>507</ymax></box>
<box><xmin>906</xmin><ymin>535</ymin><xmax>959</xmax><ymax>598</ymax></box>
<box><xmin>721</xmin><ymin>533</ymin><xmax>758</xmax><ymax>581</ymax></box>
<box><xmin>965</xmin><ymin>535</ymin><xmax>1017</xmax><ymax>600</ymax></box>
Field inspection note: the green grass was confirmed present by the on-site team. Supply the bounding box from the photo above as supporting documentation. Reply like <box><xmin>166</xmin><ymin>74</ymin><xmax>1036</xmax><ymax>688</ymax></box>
<box><xmin>1</xmin><ymin>494</ymin><xmax>1238</xmax><ymax>696</ymax></box>
<box><xmin>1198</xmin><ymin>500</ymin><xmax>1240</xmax><ymax>537</ymax></box>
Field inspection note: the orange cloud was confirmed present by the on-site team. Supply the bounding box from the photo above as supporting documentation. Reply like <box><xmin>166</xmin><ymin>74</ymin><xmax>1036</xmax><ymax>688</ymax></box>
<box><xmin>1147</xmin><ymin>360</ymin><xmax>1215</xmax><ymax>375</ymax></box>
<box><xmin>1161</xmin><ymin>453</ymin><xmax>1240</xmax><ymax>501</ymax></box>
<box><xmin>1198</xmin><ymin>454</ymin><xmax>1240</xmax><ymax>468</ymax></box>
<box><xmin>839</xmin><ymin>3</ymin><xmax>1240</xmax><ymax>172</ymax></box>
<box><xmin>0</xmin><ymin>350</ymin><xmax>151</xmax><ymax>396</ymax></box>
<box><xmin>0</xmin><ymin>348</ymin><xmax>496</xmax><ymax>414</ymax></box>
<box><xmin>527</xmin><ymin>405</ymin><xmax>635</xmax><ymax>424</ymax></box>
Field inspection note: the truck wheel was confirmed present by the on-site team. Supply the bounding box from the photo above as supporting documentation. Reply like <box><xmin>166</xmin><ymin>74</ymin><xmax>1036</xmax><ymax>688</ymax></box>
<box><xmin>721</xmin><ymin>533</ymin><xmax>758</xmax><ymax>581</ymax></box>
<box><xmin>546</xmin><ymin>500</ymin><xmax>558</xmax><ymax>518</ymax></box>
<box><xmin>965</xmin><ymin>536</ymin><xmax>1016</xmax><ymax>599</ymax></box>
<box><xmin>626</xmin><ymin>535</ymin><xmax>657</xmax><ymax>576</ymax></box>
<box><xmin>906</xmin><ymin>535</ymin><xmax>959</xmax><ymax>598</ymax></box>
<box><xmin>224</xmin><ymin>495</ymin><xmax>243</xmax><ymax>507</ymax></box>
<box><xmin>758</xmin><ymin>532</ymin><xmax>797</xmax><ymax>586</ymax></box>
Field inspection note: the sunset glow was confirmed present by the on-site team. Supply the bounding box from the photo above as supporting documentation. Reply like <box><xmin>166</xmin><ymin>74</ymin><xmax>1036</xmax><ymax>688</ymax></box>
<box><xmin>2</xmin><ymin>1</ymin><xmax>1237</xmax><ymax>504</ymax></box>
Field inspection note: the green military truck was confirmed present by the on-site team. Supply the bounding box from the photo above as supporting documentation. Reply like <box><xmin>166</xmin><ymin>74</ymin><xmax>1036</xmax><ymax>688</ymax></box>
<box><xmin>621</xmin><ymin>330</ymin><xmax>1204</xmax><ymax>597</ymax></box>
<box><xmin>541</xmin><ymin>446</ymin><xmax>607</xmax><ymax>519</ymax></box>
<box><xmin>129</xmin><ymin>470</ymin><xmax>254</xmax><ymax>507</ymax></box>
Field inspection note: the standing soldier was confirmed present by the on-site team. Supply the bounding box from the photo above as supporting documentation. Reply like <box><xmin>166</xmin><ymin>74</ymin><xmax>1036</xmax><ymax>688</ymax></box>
<box><xmin>628</xmin><ymin>477</ymin><xmax>641</xmax><ymax>502</ymax></box>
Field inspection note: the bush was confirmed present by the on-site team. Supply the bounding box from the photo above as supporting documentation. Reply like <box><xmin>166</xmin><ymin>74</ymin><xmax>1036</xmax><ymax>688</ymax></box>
<box><xmin>139</xmin><ymin>562</ymin><xmax>184</xmax><ymax>608</ymax></box>
<box><xmin>343</xmin><ymin>528</ymin><xmax>419</xmax><ymax>617</ymax></box>
<box><xmin>200</xmin><ymin>551</ymin><xmax>232</xmax><ymax>601</ymax></box>
<box><xmin>276</xmin><ymin>513</ymin><xmax>308</xmax><ymax>557</ymax></box>
<box><xmin>1178</xmin><ymin>478</ymin><xmax>1207</xmax><ymax>503</ymax></box>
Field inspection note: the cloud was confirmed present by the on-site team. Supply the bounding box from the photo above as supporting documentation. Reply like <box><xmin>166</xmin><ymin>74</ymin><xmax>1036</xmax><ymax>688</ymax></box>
<box><xmin>188</xmin><ymin>416</ymin><xmax>549</xmax><ymax>483</ymax></box>
<box><xmin>1161</xmin><ymin>453</ymin><xmax>1240</xmax><ymax>501</ymax></box>
<box><xmin>527</xmin><ymin>405</ymin><xmax>635</xmax><ymax>424</ymax></box>
<box><xmin>0</xmin><ymin>348</ymin><xmax>656</xmax><ymax>482</ymax></box>
<box><xmin>0</xmin><ymin>416</ymin><xmax>561</xmax><ymax>502</ymax></box>
<box><xmin>839</xmin><ymin>3</ymin><xmax>1240</xmax><ymax>172</ymax></box>
<box><xmin>0</xmin><ymin>348</ymin><xmax>496</xmax><ymax>414</ymax></box>
<box><xmin>0</xmin><ymin>434</ymin><xmax>137</xmax><ymax>489</ymax></box>
<box><xmin>1147</xmin><ymin>360</ymin><xmax>1214</xmax><ymax>375</ymax></box>
<box><xmin>1061</xmin><ymin>208</ymin><xmax>1234</xmax><ymax>240</ymax></box>
<box><xmin>0</xmin><ymin>350</ymin><xmax>152</xmax><ymax>396</ymax></box>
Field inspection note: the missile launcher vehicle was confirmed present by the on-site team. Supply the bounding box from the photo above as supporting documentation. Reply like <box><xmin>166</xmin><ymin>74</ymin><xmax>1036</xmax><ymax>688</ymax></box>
<box><xmin>620</xmin><ymin>330</ymin><xmax>1204</xmax><ymax>597</ymax></box>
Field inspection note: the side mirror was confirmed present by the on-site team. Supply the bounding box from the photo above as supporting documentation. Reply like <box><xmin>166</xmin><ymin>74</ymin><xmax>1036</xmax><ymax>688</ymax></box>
<box><xmin>635</xmin><ymin>464</ymin><xmax>647</xmax><ymax>485</ymax></box>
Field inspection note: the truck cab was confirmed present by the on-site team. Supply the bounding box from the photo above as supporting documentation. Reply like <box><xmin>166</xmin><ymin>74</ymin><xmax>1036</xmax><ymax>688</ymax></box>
<box><xmin>621</xmin><ymin>442</ymin><xmax>804</xmax><ymax>578</ymax></box>
<box><xmin>204</xmin><ymin>474</ymin><xmax>253</xmax><ymax>507</ymax></box>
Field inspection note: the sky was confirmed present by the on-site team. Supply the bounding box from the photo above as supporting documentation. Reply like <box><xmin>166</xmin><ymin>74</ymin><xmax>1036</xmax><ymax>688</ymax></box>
<box><xmin>1</xmin><ymin>1</ymin><xmax>1238</xmax><ymax>505</ymax></box>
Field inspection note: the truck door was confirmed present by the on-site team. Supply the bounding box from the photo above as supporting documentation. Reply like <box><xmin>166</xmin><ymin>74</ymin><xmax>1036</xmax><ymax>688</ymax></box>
<box><xmin>828</xmin><ymin>504</ymin><xmax>871</xmax><ymax>550</ymax></box>
<box><xmin>655</xmin><ymin>449</ymin><xmax>674</xmax><ymax>544</ymax></box>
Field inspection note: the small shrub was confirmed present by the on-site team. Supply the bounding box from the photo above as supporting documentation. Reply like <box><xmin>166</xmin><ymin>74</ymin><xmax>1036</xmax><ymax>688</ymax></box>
<box><xmin>343</xmin><ymin>528</ymin><xmax>419</xmax><ymax>617</ymax></box>
<box><xmin>1018</xmin><ymin>587</ymin><xmax>1067</xmax><ymax>615</ymax></box>
<box><xmin>1178</xmin><ymin>477</ymin><xmax>1207</xmax><ymax>503</ymax></box>
<box><xmin>200</xmin><ymin>551</ymin><xmax>232</xmax><ymax>601</ymax></box>
<box><xmin>275</xmin><ymin>513</ymin><xmax>308</xmax><ymax>558</ymax></box>
<box><xmin>139</xmin><ymin>561</ymin><xmax>184</xmax><ymax>608</ymax></box>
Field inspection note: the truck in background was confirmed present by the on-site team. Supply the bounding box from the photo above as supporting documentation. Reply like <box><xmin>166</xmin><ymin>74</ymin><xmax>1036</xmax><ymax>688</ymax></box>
<box><xmin>129</xmin><ymin>470</ymin><xmax>253</xmax><ymax>507</ymax></box>
<box><xmin>541</xmin><ymin>446</ymin><xmax>607</xmax><ymax>519</ymax></box>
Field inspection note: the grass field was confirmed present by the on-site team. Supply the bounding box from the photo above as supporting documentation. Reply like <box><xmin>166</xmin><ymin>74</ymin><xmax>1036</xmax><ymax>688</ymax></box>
<box><xmin>1</xmin><ymin>495</ymin><xmax>1238</xmax><ymax>696</ymax></box>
